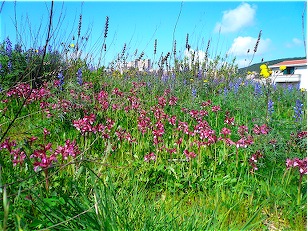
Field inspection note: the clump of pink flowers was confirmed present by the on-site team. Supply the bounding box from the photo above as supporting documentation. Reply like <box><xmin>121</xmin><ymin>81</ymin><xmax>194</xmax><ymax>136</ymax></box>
<box><xmin>220</xmin><ymin>127</ymin><xmax>231</xmax><ymax>137</ymax></box>
<box><xmin>6</xmin><ymin>82</ymin><xmax>51</xmax><ymax>104</ymax></box>
<box><xmin>168</xmin><ymin>96</ymin><xmax>178</xmax><ymax>106</ymax></box>
<box><xmin>248</xmin><ymin>150</ymin><xmax>263</xmax><ymax>172</ymax></box>
<box><xmin>30</xmin><ymin>143</ymin><xmax>58</xmax><ymax>171</ymax></box>
<box><xmin>55</xmin><ymin>139</ymin><xmax>80</xmax><ymax>161</ymax></box>
<box><xmin>29</xmin><ymin>139</ymin><xmax>81</xmax><ymax>171</ymax></box>
<box><xmin>152</xmin><ymin>120</ymin><xmax>165</xmax><ymax>145</ymax></box>
<box><xmin>10</xmin><ymin>148</ymin><xmax>26</xmax><ymax>166</ymax></box>
<box><xmin>296</xmin><ymin>131</ymin><xmax>307</xmax><ymax>139</ymax></box>
<box><xmin>253</xmin><ymin>124</ymin><xmax>269</xmax><ymax>135</ymax></box>
<box><xmin>115</xmin><ymin>128</ymin><xmax>136</xmax><ymax>143</ymax></box>
<box><xmin>97</xmin><ymin>90</ymin><xmax>109</xmax><ymax>110</ymax></box>
<box><xmin>144</xmin><ymin>152</ymin><xmax>156</xmax><ymax>162</ymax></box>
<box><xmin>0</xmin><ymin>136</ymin><xmax>81</xmax><ymax>171</ymax></box>
<box><xmin>73</xmin><ymin>114</ymin><xmax>96</xmax><ymax>134</ymax></box>
<box><xmin>137</xmin><ymin>112</ymin><xmax>152</xmax><ymax>135</ymax></box>
<box><xmin>0</xmin><ymin>137</ymin><xmax>26</xmax><ymax>167</ymax></box>
<box><xmin>183</xmin><ymin>149</ymin><xmax>197</xmax><ymax>161</ymax></box>
<box><xmin>211</xmin><ymin>105</ymin><xmax>221</xmax><ymax>113</ymax></box>
<box><xmin>286</xmin><ymin>157</ymin><xmax>307</xmax><ymax>177</ymax></box>
<box><xmin>0</xmin><ymin>137</ymin><xmax>17</xmax><ymax>153</ymax></box>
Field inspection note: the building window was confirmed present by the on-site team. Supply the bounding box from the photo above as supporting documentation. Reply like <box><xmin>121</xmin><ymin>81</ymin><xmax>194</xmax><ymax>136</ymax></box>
<box><xmin>283</xmin><ymin>67</ymin><xmax>295</xmax><ymax>75</ymax></box>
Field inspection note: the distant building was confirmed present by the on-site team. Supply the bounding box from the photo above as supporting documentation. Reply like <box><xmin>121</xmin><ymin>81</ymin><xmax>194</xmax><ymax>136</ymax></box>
<box><xmin>268</xmin><ymin>59</ymin><xmax>307</xmax><ymax>89</ymax></box>
<box><xmin>126</xmin><ymin>59</ymin><xmax>151</xmax><ymax>71</ymax></box>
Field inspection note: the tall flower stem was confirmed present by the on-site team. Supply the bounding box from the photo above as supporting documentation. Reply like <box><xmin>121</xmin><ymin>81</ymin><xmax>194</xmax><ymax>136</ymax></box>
<box><xmin>236</xmin><ymin>148</ymin><xmax>239</xmax><ymax>169</ymax></box>
<box><xmin>215</xmin><ymin>114</ymin><xmax>218</xmax><ymax>128</ymax></box>
<box><xmin>281</xmin><ymin>169</ymin><xmax>291</xmax><ymax>185</ymax></box>
<box><xmin>223</xmin><ymin>142</ymin><xmax>227</xmax><ymax>161</ymax></box>
<box><xmin>44</xmin><ymin>168</ymin><xmax>49</xmax><ymax>193</ymax></box>
<box><xmin>2</xmin><ymin>186</ymin><xmax>9</xmax><ymax>231</ymax></box>
<box><xmin>265</xmin><ymin>79</ymin><xmax>271</xmax><ymax>123</ymax></box>
<box><xmin>297</xmin><ymin>175</ymin><xmax>303</xmax><ymax>205</ymax></box>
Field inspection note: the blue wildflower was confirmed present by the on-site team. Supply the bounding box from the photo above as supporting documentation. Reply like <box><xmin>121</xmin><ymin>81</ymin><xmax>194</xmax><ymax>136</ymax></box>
<box><xmin>254</xmin><ymin>82</ymin><xmax>262</xmax><ymax>96</ymax></box>
<box><xmin>244</xmin><ymin>79</ymin><xmax>251</xmax><ymax>86</ymax></box>
<box><xmin>58</xmin><ymin>72</ymin><xmax>64</xmax><ymax>90</ymax></box>
<box><xmin>88</xmin><ymin>64</ymin><xmax>95</xmax><ymax>72</ymax></box>
<box><xmin>7</xmin><ymin>60</ymin><xmax>12</xmax><ymax>72</ymax></box>
<box><xmin>5</xmin><ymin>37</ymin><xmax>12</xmax><ymax>57</ymax></box>
<box><xmin>192</xmin><ymin>87</ymin><xmax>197</xmax><ymax>98</ymax></box>
<box><xmin>48</xmin><ymin>45</ymin><xmax>52</xmax><ymax>53</ymax></box>
<box><xmin>14</xmin><ymin>44</ymin><xmax>23</xmax><ymax>53</ymax></box>
<box><xmin>228</xmin><ymin>81</ymin><xmax>233</xmax><ymax>89</ymax></box>
<box><xmin>233</xmin><ymin>81</ymin><xmax>240</xmax><ymax>94</ymax></box>
<box><xmin>161</xmin><ymin>74</ymin><xmax>168</xmax><ymax>84</ymax></box>
<box><xmin>76</xmin><ymin>68</ymin><xmax>83</xmax><ymax>85</ymax></box>
<box><xmin>171</xmin><ymin>73</ymin><xmax>176</xmax><ymax>81</ymax></box>
<box><xmin>294</xmin><ymin>99</ymin><xmax>303</xmax><ymax>122</ymax></box>
<box><xmin>147</xmin><ymin>81</ymin><xmax>152</xmax><ymax>91</ymax></box>
<box><xmin>38</xmin><ymin>47</ymin><xmax>44</xmax><ymax>55</ymax></box>
<box><xmin>267</xmin><ymin>99</ymin><xmax>274</xmax><ymax>116</ymax></box>
<box><xmin>288</xmin><ymin>84</ymin><xmax>293</xmax><ymax>92</ymax></box>
<box><xmin>296</xmin><ymin>83</ymin><xmax>300</xmax><ymax>91</ymax></box>
<box><xmin>224</xmin><ymin>87</ymin><xmax>228</xmax><ymax>98</ymax></box>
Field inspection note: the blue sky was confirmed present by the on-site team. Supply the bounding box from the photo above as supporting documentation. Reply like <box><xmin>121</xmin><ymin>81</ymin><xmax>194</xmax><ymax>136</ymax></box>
<box><xmin>1</xmin><ymin>1</ymin><xmax>307</xmax><ymax>68</ymax></box>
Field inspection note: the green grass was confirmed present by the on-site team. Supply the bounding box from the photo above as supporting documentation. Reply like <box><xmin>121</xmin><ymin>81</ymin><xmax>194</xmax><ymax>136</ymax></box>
<box><xmin>0</xmin><ymin>70</ymin><xmax>306</xmax><ymax>230</ymax></box>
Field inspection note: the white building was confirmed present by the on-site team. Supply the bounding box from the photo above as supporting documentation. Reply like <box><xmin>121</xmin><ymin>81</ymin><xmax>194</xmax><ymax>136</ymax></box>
<box><xmin>126</xmin><ymin>59</ymin><xmax>151</xmax><ymax>71</ymax></box>
<box><xmin>268</xmin><ymin>59</ymin><xmax>307</xmax><ymax>89</ymax></box>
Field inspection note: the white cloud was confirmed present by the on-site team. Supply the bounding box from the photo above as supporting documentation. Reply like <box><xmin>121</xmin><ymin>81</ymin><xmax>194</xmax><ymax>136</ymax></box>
<box><xmin>227</xmin><ymin>36</ymin><xmax>271</xmax><ymax>56</ymax></box>
<box><xmin>293</xmin><ymin>38</ymin><xmax>303</xmax><ymax>45</ymax></box>
<box><xmin>215</xmin><ymin>3</ymin><xmax>256</xmax><ymax>33</ymax></box>
<box><xmin>286</xmin><ymin>38</ymin><xmax>303</xmax><ymax>48</ymax></box>
<box><xmin>235</xmin><ymin>58</ymin><xmax>250</xmax><ymax>68</ymax></box>
<box><xmin>184</xmin><ymin>48</ymin><xmax>206</xmax><ymax>63</ymax></box>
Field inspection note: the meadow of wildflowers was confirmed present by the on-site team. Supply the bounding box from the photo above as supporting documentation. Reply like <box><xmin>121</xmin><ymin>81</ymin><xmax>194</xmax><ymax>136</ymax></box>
<box><xmin>0</xmin><ymin>8</ymin><xmax>307</xmax><ymax>231</ymax></box>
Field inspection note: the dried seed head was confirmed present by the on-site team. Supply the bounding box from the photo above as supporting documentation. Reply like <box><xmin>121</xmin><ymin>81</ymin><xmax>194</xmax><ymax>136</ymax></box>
<box><xmin>205</xmin><ymin>40</ymin><xmax>210</xmax><ymax>57</ymax></box>
<box><xmin>254</xmin><ymin>30</ymin><xmax>262</xmax><ymax>53</ymax></box>
<box><xmin>121</xmin><ymin>43</ymin><xmax>126</xmax><ymax>58</ymax></box>
<box><xmin>154</xmin><ymin>39</ymin><xmax>157</xmax><ymax>55</ymax></box>
<box><xmin>186</xmin><ymin>33</ymin><xmax>189</xmax><ymax>48</ymax></box>
<box><xmin>206</xmin><ymin>40</ymin><xmax>210</xmax><ymax>50</ymax></box>
<box><xmin>191</xmin><ymin>50</ymin><xmax>196</xmax><ymax>63</ymax></box>
<box><xmin>138</xmin><ymin>51</ymin><xmax>144</xmax><ymax>61</ymax></box>
<box><xmin>165</xmin><ymin>52</ymin><xmax>170</xmax><ymax>60</ymax></box>
<box><xmin>173</xmin><ymin>40</ymin><xmax>177</xmax><ymax>57</ymax></box>
<box><xmin>159</xmin><ymin>53</ymin><xmax>163</xmax><ymax>63</ymax></box>
<box><xmin>187</xmin><ymin>44</ymin><xmax>191</xmax><ymax>52</ymax></box>
<box><xmin>78</xmin><ymin>14</ymin><xmax>82</xmax><ymax>37</ymax></box>
<box><xmin>104</xmin><ymin>16</ymin><xmax>109</xmax><ymax>38</ymax></box>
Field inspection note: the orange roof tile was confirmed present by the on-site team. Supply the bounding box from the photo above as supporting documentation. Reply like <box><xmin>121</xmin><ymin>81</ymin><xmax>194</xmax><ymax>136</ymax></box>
<box><xmin>269</xmin><ymin>59</ymin><xmax>307</xmax><ymax>67</ymax></box>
